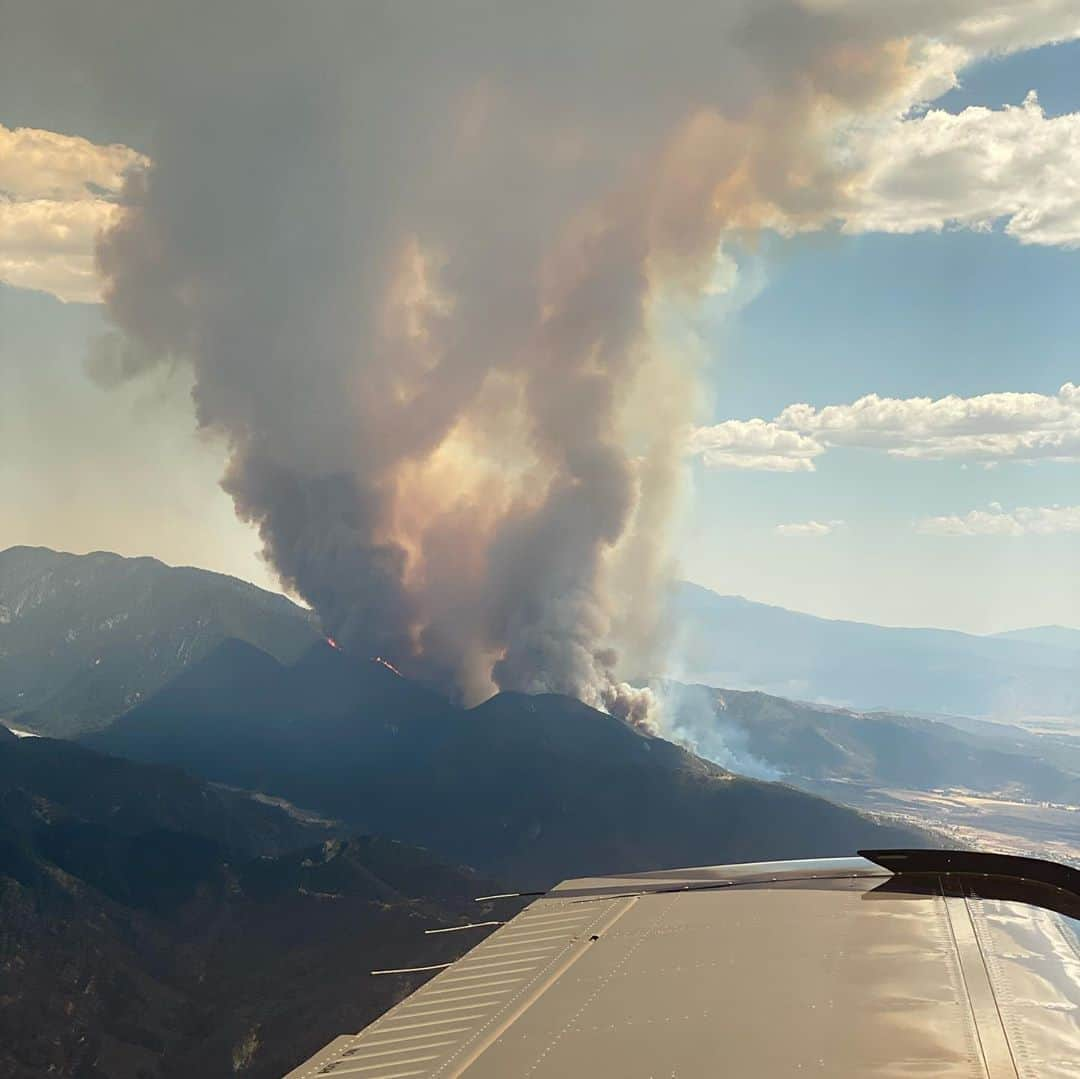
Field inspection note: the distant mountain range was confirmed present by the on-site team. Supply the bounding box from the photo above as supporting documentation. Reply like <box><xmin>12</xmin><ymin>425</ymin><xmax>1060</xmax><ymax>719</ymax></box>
<box><xmin>0</xmin><ymin>546</ymin><xmax>319</xmax><ymax>735</ymax></box>
<box><xmin>4</xmin><ymin>547</ymin><xmax>1078</xmax><ymax>734</ymax></box>
<box><xmin>671</xmin><ymin>581</ymin><xmax>1080</xmax><ymax>719</ymax></box>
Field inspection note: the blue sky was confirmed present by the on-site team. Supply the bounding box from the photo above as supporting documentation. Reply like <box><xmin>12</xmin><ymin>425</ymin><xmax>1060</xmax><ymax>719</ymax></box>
<box><xmin>939</xmin><ymin>39</ymin><xmax>1080</xmax><ymax>118</ymax></box>
<box><xmin>682</xmin><ymin>43</ymin><xmax>1080</xmax><ymax>633</ymax></box>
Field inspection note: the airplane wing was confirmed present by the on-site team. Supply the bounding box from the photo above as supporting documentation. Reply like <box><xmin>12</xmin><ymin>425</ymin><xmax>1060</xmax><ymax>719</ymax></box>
<box><xmin>284</xmin><ymin>850</ymin><xmax>1080</xmax><ymax>1078</ymax></box>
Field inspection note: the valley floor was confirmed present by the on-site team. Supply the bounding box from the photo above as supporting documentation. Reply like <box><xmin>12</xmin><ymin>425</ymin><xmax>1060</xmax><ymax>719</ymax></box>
<box><xmin>802</xmin><ymin>778</ymin><xmax>1080</xmax><ymax>865</ymax></box>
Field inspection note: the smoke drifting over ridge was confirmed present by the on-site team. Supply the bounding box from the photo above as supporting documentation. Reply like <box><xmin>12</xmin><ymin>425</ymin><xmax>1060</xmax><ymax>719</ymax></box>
<box><xmin>14</xmin><ymin>1</ymin><xmax>1037</xmax><ymax>725</ymax></box>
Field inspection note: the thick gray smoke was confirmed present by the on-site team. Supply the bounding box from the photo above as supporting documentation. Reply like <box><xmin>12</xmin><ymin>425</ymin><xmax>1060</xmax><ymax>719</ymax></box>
<box><xmin>8</xmin><ymin>1</ymin><xmax>949</xmax><ymax>726</ymax></box>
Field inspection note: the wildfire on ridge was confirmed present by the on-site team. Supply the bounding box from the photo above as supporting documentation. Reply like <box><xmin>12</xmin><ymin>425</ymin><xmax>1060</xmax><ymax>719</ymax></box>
<box><xmin>371</xmin><ymin>655</ymin><xmax>404</xmax><ymax>677</ymax></box>
<box><xmin>325</xmin><ymin>638</ymin><xmax>403</xmax><ymax>678</ymax></box>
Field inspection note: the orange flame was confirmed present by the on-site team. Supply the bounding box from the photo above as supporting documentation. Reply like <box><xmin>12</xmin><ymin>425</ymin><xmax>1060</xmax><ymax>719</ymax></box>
<box><xmin>371</xmin><ymin>655</ymin><xmax>403</xmax><ymax>677</ymax></box>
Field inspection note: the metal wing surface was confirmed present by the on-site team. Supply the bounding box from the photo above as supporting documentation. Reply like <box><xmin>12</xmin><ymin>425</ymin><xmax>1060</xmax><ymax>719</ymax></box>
<box><xmin>285</xmin><ymin>851</ymin><xmax>1080</xmax><ymax>1078</ymax></box>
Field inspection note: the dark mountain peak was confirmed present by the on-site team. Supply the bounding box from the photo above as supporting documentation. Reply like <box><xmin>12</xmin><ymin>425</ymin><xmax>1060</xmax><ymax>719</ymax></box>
<box><xmin>477</xmin><ymin>688</ymin><xmax>670</xmax><ymax>735</ymax></box>
<box><xmin>472</xmin><ymin>690</ymin><xmax>653</xmax><ymax>747</ymax></box>
<box><xmin>288</xmin><ymin>640</ymin><xmax>452</xmax><ymax>714</ymax></box>
<box><xmin>469</xmin><ymin>690</ymin><xmax>728</xmax><ymax>783</ymax></box>
<box><xmin>292</xmin><ymin>640</ymin><xmax>417</xmax><ymax>688</ymax></box>
<box><xmin>470</xmin><ymin>690</ymin><xmax>625</xmax><ymax>735</ymax></box>
<box><xmin>475</xmin><ymin>689</ymin><xmax>620</xmax><ymax>719</ymax></box>
<box><xmin>170</xmin><ymin>636</ymin><xmax>286</xmax><ymax>692</ymax></box>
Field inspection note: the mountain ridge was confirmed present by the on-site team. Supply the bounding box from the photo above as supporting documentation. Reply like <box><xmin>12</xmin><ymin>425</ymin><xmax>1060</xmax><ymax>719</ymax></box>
<box><xmin>87</xmin><ymin>636</ymin><xmax>927</xmax><ymax>888</ymax></box>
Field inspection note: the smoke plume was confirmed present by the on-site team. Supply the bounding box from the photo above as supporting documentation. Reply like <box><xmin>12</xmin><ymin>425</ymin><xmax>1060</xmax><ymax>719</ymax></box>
<box><xmin>9</xmin><ymin>1</ymin><xmax>1000</xmax><ymax>727</ymax></box>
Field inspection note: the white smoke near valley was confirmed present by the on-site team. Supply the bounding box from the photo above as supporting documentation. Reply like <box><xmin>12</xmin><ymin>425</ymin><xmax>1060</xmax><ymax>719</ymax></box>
<box><xmin>8</xmin><ymin>1</ymin><xmax>1077</xmax><ymax>736</ymax></box>
<box><xmin>655</xmin><ymin>680</ymin><xmax>784</xmax><ymax>781</ymax></box>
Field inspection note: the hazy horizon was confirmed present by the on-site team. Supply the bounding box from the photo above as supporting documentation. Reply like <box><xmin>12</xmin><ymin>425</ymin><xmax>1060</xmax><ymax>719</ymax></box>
<box><xmin>5</xmin><ymin>539</ymin><xmax>1077</xmax><ymax>640</ymax></box>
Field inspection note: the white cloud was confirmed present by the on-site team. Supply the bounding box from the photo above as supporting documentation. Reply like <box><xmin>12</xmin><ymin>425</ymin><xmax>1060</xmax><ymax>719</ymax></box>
<box><xmin>845</xmin><ymin>93</ymin><xmax>1080</xmax><ymax>248</ymax></box>
<box><xmin>0</xmin><ymin>124</ymin><xmax>147</xmax><ymax>302</ymax></box>
<box><xmin>692</xmin><ymin>383</ymin><xmax>1080</xmax><ymax>471</ymax></box>
<box><xmin>687</xmin><ymin>419</ymin><xmax>824</xmax><ymax>472</ymax></box>
<box><xmin>918</xmin><ymin>504</ymin><xmax>1080</xmax><ymax>536</ymax></box>
<box><xmin>786</xmin><ymin>7</ymin><xmax>1080</xmax><ymax>251</ymax></box>
<box><xmin>0</xmin><ymin>125</ymin><xmax>142</xmax><ymax>201</ymax></box>
<box><xmin>775</xmin><ymin>519</ymin><xmax>845</xmax><ymax>537</ymax></box>
<box><xmin>0</xmin><ymin>199</ymin><xmax>122</xmax><ymax>303</ymax></box>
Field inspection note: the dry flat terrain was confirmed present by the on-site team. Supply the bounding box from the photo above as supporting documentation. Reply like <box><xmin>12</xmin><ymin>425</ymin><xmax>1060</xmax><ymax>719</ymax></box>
<box><xmin>806</xmin><ymin>778</ymin><xmax>1080</xmax><ymax>864</ymax></box>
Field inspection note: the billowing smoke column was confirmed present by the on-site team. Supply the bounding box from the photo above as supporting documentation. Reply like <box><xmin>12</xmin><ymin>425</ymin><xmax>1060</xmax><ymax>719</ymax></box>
<box><xmin>41</xmin><ymin>1</ymin><xmax>935</xmax><ymax>727</ymax></box>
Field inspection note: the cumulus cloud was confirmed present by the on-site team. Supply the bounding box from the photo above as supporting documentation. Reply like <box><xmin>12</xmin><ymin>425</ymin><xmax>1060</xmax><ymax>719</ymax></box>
<box><xmin>0</xmin><ymin>199</ymin><xmax>119</xmax><ymax>302</ymax></box>
<box><xmin>846</xmin><ymin>92</ymin><xmax>1080</xmax><ymax>247</ymax></box>
<box><xmin>775</xmin><ymin>519</ymin><xmax>844</xmax><ymax>536</ymax></box>
<box><xmin>0</xmin><ymin>124</ymin><xmax>147</xmax><ymax>302</ymax></box>
<box><xmin>687</xmin><ymin>420</ymin><xmax>823</xmax><ymax>472</ymax></box>
<box><xmin>918</xmin><ymin>503</ymin><xmax>1080</xmax><ymax>536</ymax></box>
<box><xmin>0</xmin><ymin>125</ymin><xmax>143</xmax><ymax>200</ymax></box>
<box><xmin>692</xmin><ymin>383</ymin><xmax>1080</xmax><ymax>470</ymax></box>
